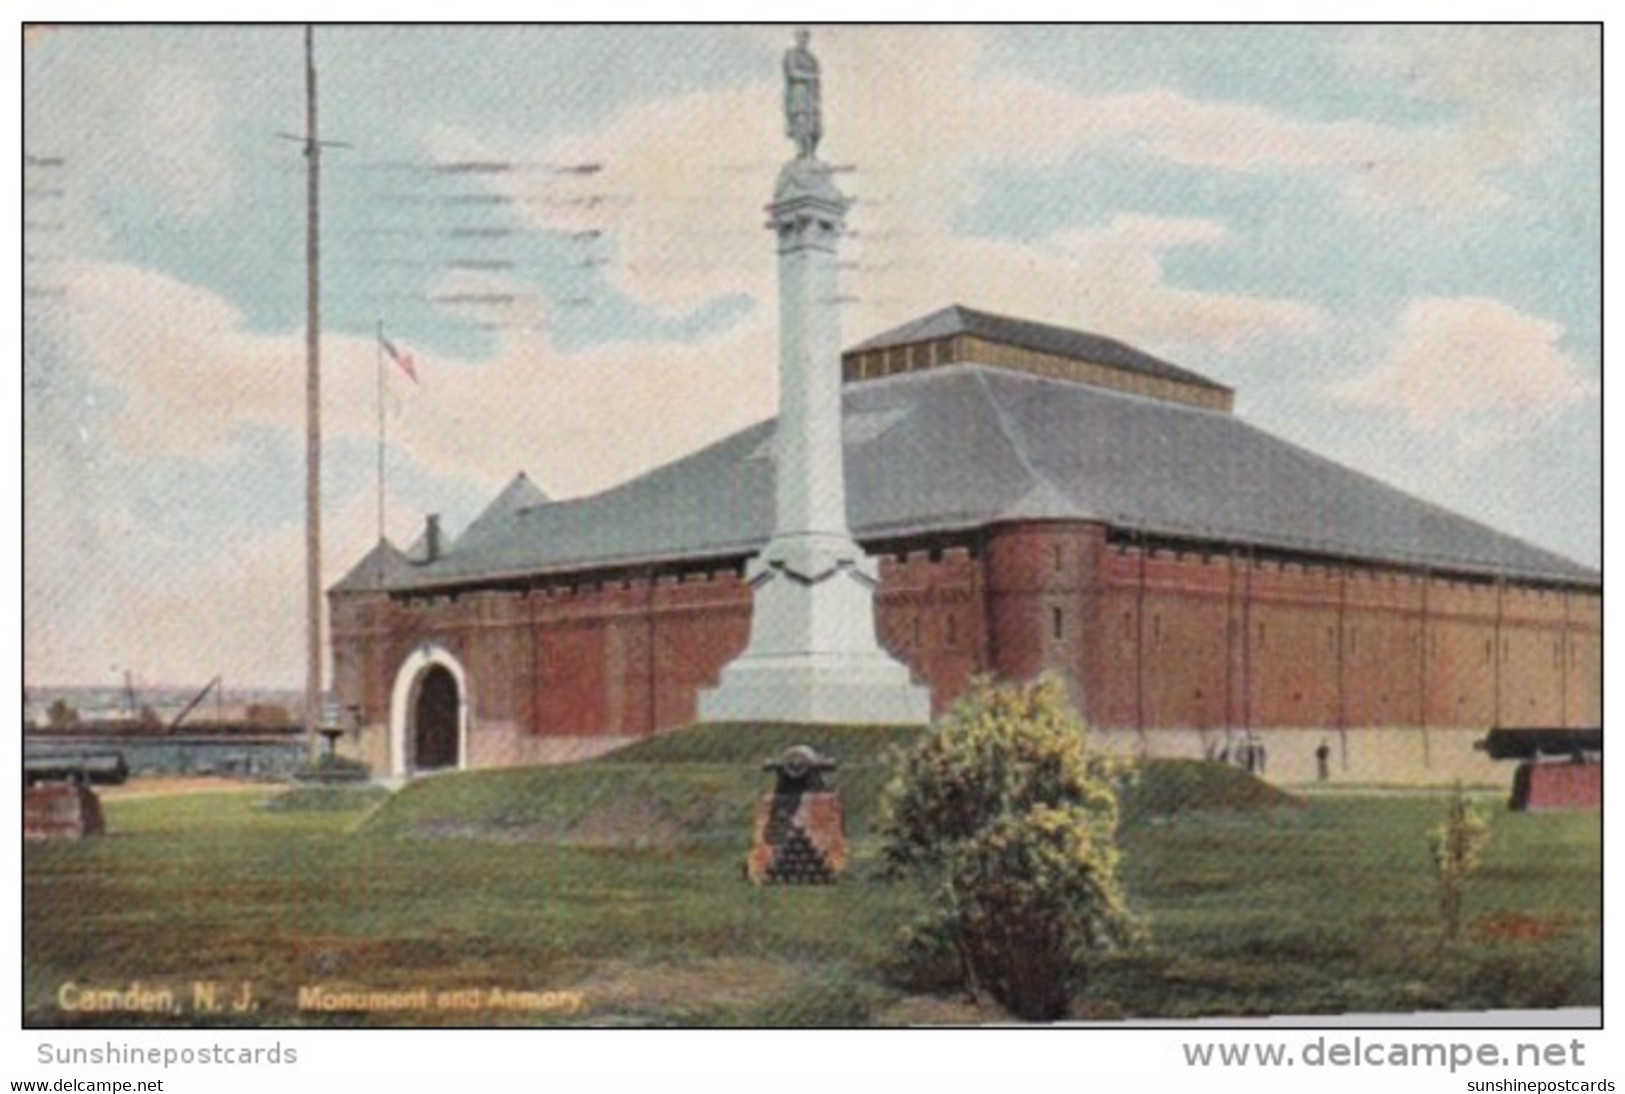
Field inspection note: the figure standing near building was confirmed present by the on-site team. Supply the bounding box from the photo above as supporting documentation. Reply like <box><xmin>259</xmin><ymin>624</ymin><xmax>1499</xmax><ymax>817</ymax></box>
<box><xmin>1316</xmin><ymin>739</ymin><xmax>1332</xmax><ymax>782</ymax></box>
<box><xmin>784</xmin><ymin>29</ymin><xmax>821</xmax><ymax>159</ymax></box>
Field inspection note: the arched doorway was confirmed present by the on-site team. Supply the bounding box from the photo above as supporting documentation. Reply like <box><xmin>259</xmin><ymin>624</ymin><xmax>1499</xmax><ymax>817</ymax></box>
<box><xmin>388</xmin><ymin>644</ymin><xmax>469</xmax><ymax>779</ymax></box>
<box><xmin>412</xmin><ymin>666</ymin><xmax>460</xmax><ymax>771</ymax></box>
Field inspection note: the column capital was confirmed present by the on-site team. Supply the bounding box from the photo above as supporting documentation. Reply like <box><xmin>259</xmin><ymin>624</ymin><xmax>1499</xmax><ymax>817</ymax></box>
<box><xmin>768</xmin><ymin>202</ymin><xmax>845</xmax><ymax>253</ymax></box>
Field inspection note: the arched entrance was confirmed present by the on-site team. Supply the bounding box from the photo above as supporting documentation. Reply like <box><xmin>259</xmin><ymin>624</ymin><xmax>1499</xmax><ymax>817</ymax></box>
<box><xmin>388</xmin><ymin>644</ymin><xmax>469</xmax><ymax>778</ymax></box>
<box><xmin>412</xmin><ymin>666</ymin><xmax>460</xmax><ymax>771</ymax></box>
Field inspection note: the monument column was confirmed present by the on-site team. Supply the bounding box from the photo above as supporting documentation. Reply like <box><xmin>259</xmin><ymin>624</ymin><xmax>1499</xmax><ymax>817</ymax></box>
<box><xmin>699</xmin><ymin>31</ymin><xmax>930</xmax><ymax>726</ymax></box>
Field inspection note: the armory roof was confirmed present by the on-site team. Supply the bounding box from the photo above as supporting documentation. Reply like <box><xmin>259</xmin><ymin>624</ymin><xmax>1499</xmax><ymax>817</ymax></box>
<box><xmin>341</xmin><ymin>363</ymin><xmax>1598</xmax><ymax>595</ymax></box>
<box><xmin>847</xmin><ymin>304</ymin><xmax>1232</xmax><ymax>395</ymax></box>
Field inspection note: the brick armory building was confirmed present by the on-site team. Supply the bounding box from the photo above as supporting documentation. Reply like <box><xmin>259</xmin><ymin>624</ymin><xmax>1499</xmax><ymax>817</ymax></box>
<box><xmin>330</xmin><ymin>305</ymin><xmax>1600</xmax><ymax>782</ymax></box>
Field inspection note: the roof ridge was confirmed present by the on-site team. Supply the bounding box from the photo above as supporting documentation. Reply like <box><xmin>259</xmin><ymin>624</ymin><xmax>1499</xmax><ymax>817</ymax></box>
<box><xmin>846</xmin><ymin>303</ymin><xmax>1230</xmax><ymax>394</ymax></box>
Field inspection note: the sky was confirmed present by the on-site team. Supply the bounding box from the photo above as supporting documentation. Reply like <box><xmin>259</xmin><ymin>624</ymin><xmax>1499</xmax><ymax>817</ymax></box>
<box><xmin>20</xmin><ymin>24</ymin><xmax>1601</xmax><ymax>690</ymax></box>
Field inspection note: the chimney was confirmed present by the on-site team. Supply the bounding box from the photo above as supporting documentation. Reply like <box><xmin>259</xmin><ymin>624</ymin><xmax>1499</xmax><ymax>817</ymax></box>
<box><xmin>425</xmin><ymin>514</ymin><xmax>441</xmax><ymax>562</ymax></box>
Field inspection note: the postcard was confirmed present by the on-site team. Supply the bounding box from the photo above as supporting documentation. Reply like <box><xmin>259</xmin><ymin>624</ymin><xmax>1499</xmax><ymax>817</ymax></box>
<box><xmin>20</xmin><ymin>22</ymin><xmax>1600</xmax><ymax>1054</ymax></box>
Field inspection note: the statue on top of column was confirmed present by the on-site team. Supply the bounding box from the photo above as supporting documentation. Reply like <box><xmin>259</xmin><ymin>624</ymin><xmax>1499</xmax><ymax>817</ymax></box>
<box><xmin>784</xmin><ymin>29</ymin><xmax>822</xmax><ymax>160</ymax></box>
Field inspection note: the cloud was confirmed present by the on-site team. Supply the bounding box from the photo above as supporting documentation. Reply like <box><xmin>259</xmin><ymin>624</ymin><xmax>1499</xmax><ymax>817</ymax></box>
<box><xmin>25</xmin><ymin>255</ymin><xmax>785</xmax><ymax>684</ymax></box>
<box><xmin>34</xmin><ymin>254</ymin><xmax>781</xmax><ymax>486</ymax></box>
<box><xmin>25</xmin><ymin>32</ymin><xmax>234</xmax><ymax>220</ymax></box>
<box><xmin>24</xmin><ymin>479</ymin><xmax>426</xmax><ymax>688</ymax></box>
<box><xmin>25</xmin><ymin>27</ymin><xmax>1599</xmax><ymax>687</ymax></box>
<box><xmin>35</xmin><ymin>263</ymin><xmax>298</xmax><ymax>459</ymax></box>
<box><xmin>385</xmin><ymin>307</ymin><xmax>780</xmax><ymax>501</ymax></box>
<box><xmin>848</xmin><ymin>214</ymin><xmax>1324</xmax><ymax>356</ymax></box>
<box><xmin>1344</xmin><ymin>25</ymin><xmax>1598</xmax><ymax>112</ymax></box>
<box><xmin>462</xmin><ymin>22</ymin><xmax>1585</xmax><ymax>353</ymax></box>
<box><xmin>459</xmin><ymin>27</ymin><xmax>1331</xmax><ymax>355</ymax></box>
<box><xmin>1339</xmin><ymin>26</ymin><xmax>1597</xmax><ymax>213</ymax></box>
<box><xmin>1330</xmin><ymin>296</ymin><xmax>1597</xmax><ymax>444</ymax></box>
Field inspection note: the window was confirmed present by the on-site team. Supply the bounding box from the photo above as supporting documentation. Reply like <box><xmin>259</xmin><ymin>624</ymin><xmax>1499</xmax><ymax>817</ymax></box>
<box><xmin>1052</xmin><ymin>607</ymin><xmax>1064</xmax><ymax>641</ymax></box>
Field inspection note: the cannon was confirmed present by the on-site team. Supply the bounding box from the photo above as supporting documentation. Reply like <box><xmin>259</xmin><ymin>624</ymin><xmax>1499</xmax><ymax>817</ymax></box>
<box><xmin>1475</xmin><ymin>727</ymin><xmax>1600</xmax><ymax>812</ymax></box>
<box><xmin>23</xmin><ymin>752</ymin><xmax>129</xmax><ymax>788</ymax></box>
<box><xmin>748</xmin><ymin>745</ymin><xmax>846</xmax><ymax>884</ymax></box>
<box><xmin>763</xmin><ymin>744</ymin><xmax>838</xmax><ymax>794</ymax></box>
<box><xmin>1475</xmin><ymin>726</ymin><xmax>1600</xmax><ymax>762</ymax></box>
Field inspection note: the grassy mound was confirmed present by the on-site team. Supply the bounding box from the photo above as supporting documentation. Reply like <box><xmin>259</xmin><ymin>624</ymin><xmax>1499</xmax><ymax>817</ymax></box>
<box><xmin>1120</xmin><ymin>758</ymin><xmax>1299</xmax><ymax>824</ymax></box>
<box><xmin>362</xmin><ymin>722</ymin><xmax>923</xmax><ymax>847</ymax></box>
<box><xmin>598</xmin><ymin>721</ymin><xmax>923</xmax><ymax>767</ymax></box>
<box><xmin>361</xmin><ymin>722</ymin><xmax>1291</xmax><ymax>848</ymax></box>
<box><xmin>261</xmin><ymin>784</ymin><xmax>391</xmax><ymax>813</ymax></box>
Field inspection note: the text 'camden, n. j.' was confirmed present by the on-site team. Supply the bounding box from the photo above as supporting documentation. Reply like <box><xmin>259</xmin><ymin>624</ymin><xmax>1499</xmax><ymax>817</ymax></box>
<box><xmin>56</xmin><ymin>981</ymin><xmax>260</xmax><ymax>1015</ymax></box>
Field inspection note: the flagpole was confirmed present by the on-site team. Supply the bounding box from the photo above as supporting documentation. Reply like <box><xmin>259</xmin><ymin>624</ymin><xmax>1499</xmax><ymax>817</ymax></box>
<box><xmin>303</xmin><ymin>24</ymin><xmax>323</xmax><ymax>764</ymax></box>
<box><xmin>377</xmin><ymin>319</ymin><xmax>386</xmax><ymax>548</ymax></box>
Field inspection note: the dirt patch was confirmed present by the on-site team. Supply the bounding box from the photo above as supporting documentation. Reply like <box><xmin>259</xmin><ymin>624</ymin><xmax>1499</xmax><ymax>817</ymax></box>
<box><xmin>404</xmin><ymin>820</ymin><xmax>558</xmax><ymax>844</ymax></box>
<box><xmin>99</xmin><ymin>776</ymin><xmax>271</xmax><ymax>801</ymax></box>
<box><xmin>1474</xmin><ymin>912</ymin><xmax>1568</xmax><ymax>943</ymax></box>
<box><xmin>399</xmin><ymin>798</ymin><xmax>687</xmax><ymax>848</ymax></box>
<box><xmin>878</xmin><ymin>993</ymin><xmax>1010</xmax><ymax>1026</ymax></box>
<box><xmin>560</xmin><ymin>798</ymin><xmax>685</xmax><ymax>849</ymax></box>
<box><xmin>570</xmin><ymin>957</ymin><xmax>800</xmax><ymax>1018</ymax></box>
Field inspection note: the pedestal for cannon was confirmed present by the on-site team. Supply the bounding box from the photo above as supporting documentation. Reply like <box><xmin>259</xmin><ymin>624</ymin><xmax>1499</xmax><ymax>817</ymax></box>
<box><xmin>24</xmin><ymin>783</ymin><xmax>106</xmax><ymax>841</ymax></box>
<box><xmin>746</xmin><ymin>745</ymin><xmax>848</xmax><ymax>884</ymax></box>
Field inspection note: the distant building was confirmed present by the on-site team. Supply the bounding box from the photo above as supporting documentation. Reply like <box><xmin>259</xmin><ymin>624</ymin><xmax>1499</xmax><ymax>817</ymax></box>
<box><xmin>329</xmin><ymin>303</ymin><xmax>1600</xmax><ymax>783</ymax></box>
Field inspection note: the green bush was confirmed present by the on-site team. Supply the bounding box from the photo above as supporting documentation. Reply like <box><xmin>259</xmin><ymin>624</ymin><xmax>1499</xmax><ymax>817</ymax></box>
<box><xmin>878</xmin><ymin>676</ymin><xmax>1140</xmax><ymax>1020</ymax></box>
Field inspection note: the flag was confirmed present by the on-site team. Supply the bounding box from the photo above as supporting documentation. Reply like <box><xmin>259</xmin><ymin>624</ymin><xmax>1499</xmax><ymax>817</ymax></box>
<box><xmin>379</xmin><ymin>332</ymin><xmax>419</xmax><ymax>383</ymax></box>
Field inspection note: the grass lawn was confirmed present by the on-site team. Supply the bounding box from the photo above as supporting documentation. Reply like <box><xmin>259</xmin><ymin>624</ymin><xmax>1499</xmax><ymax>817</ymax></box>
<box><xmin>23</xmin><ymin>728</ymin><xmax>1600</xmax><ymax>1026</ymax></box>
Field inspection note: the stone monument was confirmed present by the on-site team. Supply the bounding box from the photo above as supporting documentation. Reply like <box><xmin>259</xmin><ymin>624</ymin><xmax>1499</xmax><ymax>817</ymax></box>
<box><xmin>699</xmin><ymin>31</ymin><xmax>931</xmax><ymax>725</ymax></box>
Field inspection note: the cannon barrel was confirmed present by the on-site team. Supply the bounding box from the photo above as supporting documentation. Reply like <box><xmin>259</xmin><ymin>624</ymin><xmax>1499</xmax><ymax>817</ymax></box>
<box><xmin>23</xmin><ymin>753</ymin><xmax>129</xmax><ymax>787</ymax></box>
<box><xmin>1476</xmin><ymin>727</ymin><xmax>1601</xmax><ymax>762</ymax></box>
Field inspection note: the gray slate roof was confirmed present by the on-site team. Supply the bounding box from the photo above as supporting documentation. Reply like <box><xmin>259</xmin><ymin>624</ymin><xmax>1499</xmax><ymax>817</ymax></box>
<box><xmin>362</xmin><ymin>363</ymin><xmax>1596</xmax><ymax>594</ymax></box>
<box><xmin>331</xmin><ymin>538</ymin><xmax>412</xmax><ymax>593</ymax></box>
<box><xmin>455</xmin><ymin>471</ymin><xmax>550</xmax><ymax>553</ymax></box>
<box><xmin>849</xmin><ymin>304</ymin><xmax>1233</xmax><ymax>394</ymax></box>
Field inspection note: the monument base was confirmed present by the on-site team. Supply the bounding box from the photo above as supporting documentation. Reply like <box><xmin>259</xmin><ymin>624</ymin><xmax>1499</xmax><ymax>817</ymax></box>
<box><xmin>699</xmin><ymin>536</ymin><xmax>932</xmax><ymax>725</ymax></box>
<box><xmin>701</xmin><ymin>652</ymin><xmax>931</xmax><ymax>725</ymax></box>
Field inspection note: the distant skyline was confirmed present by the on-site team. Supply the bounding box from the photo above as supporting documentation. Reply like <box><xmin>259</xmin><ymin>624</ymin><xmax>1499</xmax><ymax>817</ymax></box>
<box><xmin>23</xmin><ymin>25</ymin><xmax>1600</xmax><ymax>687</ymax></box>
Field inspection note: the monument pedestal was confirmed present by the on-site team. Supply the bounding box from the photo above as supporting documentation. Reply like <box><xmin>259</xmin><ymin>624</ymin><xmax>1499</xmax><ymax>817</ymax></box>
<box><xmin>703</xmin><ymin>654</ymin><xmax>929</xmax><ymax>725</ymax></box>
<box><xmin>700</xmin><ymin>536</ymin><xmax>930</xmax><ymax>725</ymax></box>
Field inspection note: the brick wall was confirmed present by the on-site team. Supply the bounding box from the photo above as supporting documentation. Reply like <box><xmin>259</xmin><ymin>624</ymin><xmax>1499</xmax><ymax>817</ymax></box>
<box><xmin>330</xmin><ymin>519</ymin><xmax>1599</xmax><ymax>774</ymax></box>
